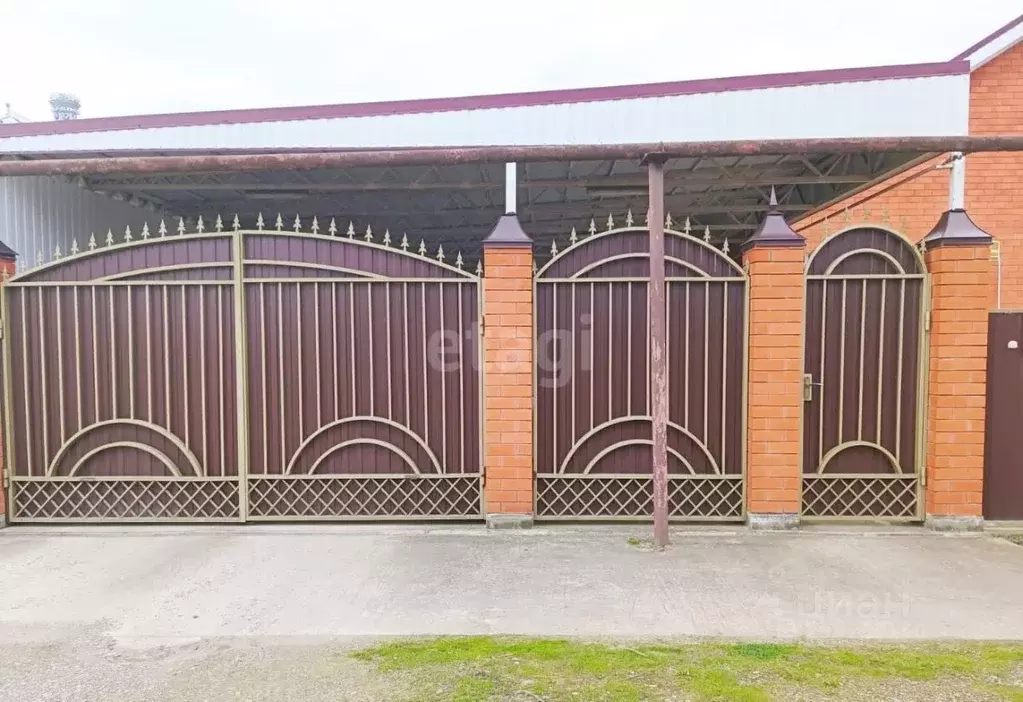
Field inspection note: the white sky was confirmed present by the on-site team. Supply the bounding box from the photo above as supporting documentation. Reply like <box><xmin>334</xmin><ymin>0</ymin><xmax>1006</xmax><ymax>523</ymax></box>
<box><xmin>0</xmin><ymin>0</ymin><xmax>1019</xmax><ymax>120</ymax></box>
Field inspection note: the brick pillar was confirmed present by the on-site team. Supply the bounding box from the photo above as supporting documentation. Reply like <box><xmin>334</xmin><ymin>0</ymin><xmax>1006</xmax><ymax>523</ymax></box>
<box><xmin>741</xmin><ymin>192</ymin><xmax>806</xmax><ymax>529</ymax></box>
<box><xmin>481</xmin><ymin>215</ymin><xmax>534</xmax><ymax>527</ymax></box>
<box><xmin>0</xmin><ymin>242</ymin><xmax>17</xmax><ymax>524</ymax></box>
<box><xmin>921</xmin><ymin>209</ymin><xmax>994</xmax><ymax>531</ymax></box>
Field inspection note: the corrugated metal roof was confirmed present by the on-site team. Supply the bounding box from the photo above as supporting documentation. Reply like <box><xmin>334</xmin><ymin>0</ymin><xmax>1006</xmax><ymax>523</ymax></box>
<box><xmin>0</xmin><ymin>69</ymin><xmax>970</xmax><ymax>153</ymax></box>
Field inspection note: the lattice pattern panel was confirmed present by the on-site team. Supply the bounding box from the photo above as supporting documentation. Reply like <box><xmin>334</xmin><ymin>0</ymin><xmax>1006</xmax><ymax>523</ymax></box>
<box><xmin>248</xmin><ymin>476</ymin><xmax>482</xmax><ymax>519</ymax></box>
<box><xmin>536</xmin><ymin>476</ymin><xmax>744</xmax><ymax>520</ymax></box>
<box><xmin>802</xmin><ymin>477</ymin><xmax>919</xmax><ymax>518</ymax></box>
<box><xmin>11</xmin><ymin>480</ymin><xmax>240</xmax><ymax>521</ymax></box>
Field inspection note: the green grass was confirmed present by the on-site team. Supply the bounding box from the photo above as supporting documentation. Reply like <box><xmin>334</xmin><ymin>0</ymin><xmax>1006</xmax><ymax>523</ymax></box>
<box><xmin>352</xmin><ymin>637</ymin><xmax>1023</xmax><ymax>701</ymax></box>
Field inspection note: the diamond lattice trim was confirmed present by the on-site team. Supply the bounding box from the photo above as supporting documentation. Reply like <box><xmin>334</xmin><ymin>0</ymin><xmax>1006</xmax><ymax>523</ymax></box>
<box><xmin>536</xmin><ymin>477</ymin><xmax>744</xmax><ymax>519</ymax></box>
<box><xmin>801</xmin><ymin>477</ymin><xmax>918</xmax><ymax>518</ymax></box>
<box><xmin>12</xmin><ymin>480</ymin><xmax>239</xmax><ymax>521</ymax></box>
<box><xmin>248</xmin><ymin>477</ymin><xmax>481</xmax><ymax>518</ymax></box>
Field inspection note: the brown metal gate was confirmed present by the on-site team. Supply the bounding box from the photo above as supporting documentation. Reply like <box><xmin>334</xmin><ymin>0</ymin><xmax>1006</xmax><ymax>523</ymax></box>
<box><xmin>534</xmin><ymin>219</ymin><xmax>747</xmax><ymax>520</ymax></box>
<box><xmin>983</xmin><ymin>311</ymin><xmax>1023</xmax><ymax>521</ymax></box>
<box><xmin>2</xmin><ymin>219</ymin><xmax>482</xmax><ymax>522</ymax></box>
<box><xmin>801</xmin><ymin>226</ymin><xmax>928</xmax><ymax>519</ymax></box>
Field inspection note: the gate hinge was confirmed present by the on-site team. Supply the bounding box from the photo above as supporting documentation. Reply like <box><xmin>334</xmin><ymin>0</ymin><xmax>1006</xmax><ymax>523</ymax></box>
<box><xmin>2</xmin><ymin>468</ymin><xmax>8</xmax><ymax>488</ymax></box>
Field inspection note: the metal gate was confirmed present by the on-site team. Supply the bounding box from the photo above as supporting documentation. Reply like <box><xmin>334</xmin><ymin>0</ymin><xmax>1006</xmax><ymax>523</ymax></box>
<box><xmin>2</xmin><ymin>218</ymin><xmax>482</xmax><ymax>522</ymax></box>
<box><xmin>534</xmin><ymin>218</ymin><xmax>747</xmax><ymax>519</ymax></box>
<box><xmin>801</xmin><ymin>225</ymin><xmax>928</xmax><ymax>519</ymax></box>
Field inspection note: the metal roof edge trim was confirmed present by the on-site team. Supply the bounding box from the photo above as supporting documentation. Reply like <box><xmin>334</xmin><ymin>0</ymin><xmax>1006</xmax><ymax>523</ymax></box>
<box><xmin>952</xmin><ymin>12</ymin><xmax>1023</xmax><ymax>65</ymax></box>
<box><xmin>0</xmin><ymin>60</ymin><xmax>969</xmax><ymax>140</ymax></box>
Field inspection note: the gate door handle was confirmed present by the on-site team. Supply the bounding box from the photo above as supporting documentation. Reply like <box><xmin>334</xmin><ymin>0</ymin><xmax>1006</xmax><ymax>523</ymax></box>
<box><xmin>802</xmin><ymin>373</ymin><xmax>822</xmax><ymax>402</ymax></box>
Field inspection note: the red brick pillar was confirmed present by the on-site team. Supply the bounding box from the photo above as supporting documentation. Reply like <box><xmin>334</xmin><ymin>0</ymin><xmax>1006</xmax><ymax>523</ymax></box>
<box><xmin>0</xmin><ymin>243</ymin><xmax>17</xmax><ymax>525</ymax></box>
<box><xmin>921</xmin><ymin>210</ymin><xmax>994</xmax><ymax>530</ymax></box>
<box><xmin>741</xmin><ymin>193</ymin><xmax>806</xmax><ymax>529</ymax></box>
<box><xmin>481</xmin><ymin>215</ymin><xmax>534</xmax><ymax>527</ymax></box>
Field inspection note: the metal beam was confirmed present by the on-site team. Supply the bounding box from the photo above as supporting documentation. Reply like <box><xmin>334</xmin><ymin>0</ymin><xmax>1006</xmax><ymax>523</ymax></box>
<box><xmin>83</xmin><ymin>174</ymin><xmax>873</xmax><ymax>191</ymax></box>
<box><xmin>5</xmin><ymin>136</ymin><xmax>1023</xmax><ymax>176</ymax></box>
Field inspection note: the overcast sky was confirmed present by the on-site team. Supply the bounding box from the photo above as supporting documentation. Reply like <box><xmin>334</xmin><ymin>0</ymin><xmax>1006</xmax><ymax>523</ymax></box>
<box><xmin>1</xmin><ymin>0</ymin><xmax>1019</xmax><ymax>120</ymax></box>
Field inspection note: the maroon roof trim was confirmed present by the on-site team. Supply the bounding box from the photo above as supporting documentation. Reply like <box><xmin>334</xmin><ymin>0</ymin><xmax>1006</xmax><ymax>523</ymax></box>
<box><xmin>952</xmin><ymin>13</ymin><xmax>1023</xmax><ymax>61</ymax></box>
<box><xmin>0</xmin><ymin>61</ymin><xmax>969</xmax><ymax>140</ymax></box>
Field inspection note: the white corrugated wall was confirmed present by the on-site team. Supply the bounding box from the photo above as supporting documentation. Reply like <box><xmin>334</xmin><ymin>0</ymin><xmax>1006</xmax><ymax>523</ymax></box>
<box><xmin>0</xmin><ymin>176</ymin><xmax>155</xmax><ymax>271</ymax></box>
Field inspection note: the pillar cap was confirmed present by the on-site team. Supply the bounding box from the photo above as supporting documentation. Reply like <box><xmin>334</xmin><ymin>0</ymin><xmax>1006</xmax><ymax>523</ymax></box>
<box><xmin>740</xmin><ymin>188</ymin><xmax>805</xmax><ymax>253</ymax></box>
<box><xmin>483</xmin><ymin>213</ymin><xmax>532</xmax><ymax>248</ymax></box>
<box><xmin>921</xmin><ymin>209</ymin><xmax>993</xmax><ymax>248</ymax></box>
<box><xmin>0</xmin><ymin>238</ymin><xmax>17</xmax><ymax>261</ymax></box>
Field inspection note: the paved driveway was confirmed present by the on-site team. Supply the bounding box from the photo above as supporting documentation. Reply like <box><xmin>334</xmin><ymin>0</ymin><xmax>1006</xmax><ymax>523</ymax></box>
<box><xmin>0</xmin><ymin>525</ymin><xmax>1021</xmax><ymax>699</ymax></box>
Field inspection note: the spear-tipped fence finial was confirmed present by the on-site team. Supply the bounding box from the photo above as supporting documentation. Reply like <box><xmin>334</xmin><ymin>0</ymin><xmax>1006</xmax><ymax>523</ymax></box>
<box><xmin>124</xmin><ymin>225</ymin><xmax>133</xmax><ymax>242</ymax></box>
<box><xmin>274</xmin><ymin>213</ymin><xmax>283</xmax><ymax>232</ymax></box>
<box><xmin>106</xmin><ymin>229</ymin><xmax>115</xmax><ymax>247</ymax></box>
<box><xmin>158</xmin><ymin>219</ymin><xmax>167</xmax><ymax>237</ymax></box>
<box><xmin>364</xmin><ymin>224</ymin><xmax>373</xmax><ymax>242</ymax></box>
<box><xmin>606</xmin><ymin>213</ymin><xmax>614</xmax><ymax>231</ymax></box>
<box><xmin>436</xmin><ymin>244</ymin><xmax>445</xmax><ymax>263</ymax></box>
<box><xmin>455</xmin><ymin>251</ymin><xmax>463</xmax><ymax>269</ymax></box>
<box><xmin>588</xmin><ymin>218</ymin><xmax>597</xmax><ymax>236</ymax></box>
<box><xmin>215</xmin><ymin>214</ymin><xmax>224</xmax><ymax>232</ymax></box>
<box><xmin>569</xmin><ymin>227</ymin><xmax>578</xmax><ymax>245</ymax></box>
<box><xmin>232</xmin><ymin>214</ymin><xmax>241</xmax><ymax>231</ymax></box>
<box><xmin>141</xmin><ymin>222</ymin><xmax>150</xmax><ymax>240</ymax></box>
<box><xmin>177</xmin><ymin>217</ymin><xmax>186</xmax><ymax>236</ymax></box>
<box><xmin>71</xmin><ymin>238</ymin><xmax>80</xmax><ymax>255</ymax></box>
<box><xmin>347</xmin><ymin>221</ymin><xmax>356</xmax><ymax>239</ymax></box>
<box><xmin>328</xmin><ymin>217</ymin><xmax>338</xmax><ymax>236</ymax></box>
<box><xmin>418</xmin><ymin>239</ymin><xmax>427</xmax><ymax>256</ymax></box>
<box><xmin>54</xmin><ymin>244</ymin><xmax>62</xmax><ymax>260</ymax></box>
<box><xmin>626</xmin><ymin>209</ymin><xmax>634</xmax><ymax>227</ymax></box>
<box><xmin>256</xmin><ymin>213</ymin><xmax>265</xmax><ymax>231</ymax></box>
<box><xmin>293</xmin><ymin>214</ymin><xmax>302</xmax><ymax>233</ymax></box>
<box><xmin>703</xmin><ymin>226</ymin><xmax>711</xmax><ymax>243</ymax></box>
<box><xmin>400</xmin><ymin>232</ymin><xmax>409</xmax><ymax>250</ymax></box>
<box><xmin>666</xmin><ymin>212</ymin><xmax>674</xmax><ymax>229</ymax></box>
<box><xmin>311</xmin><ymin>216</ymin><xmax>320</xmax><ymax>234</ymax></box>
<box><xmin>88</xmin><ymin>233</ymin><xmax>97</xmax><ymax>251</ymax></box>
<box><xmin>196</xmin><ymin>215</ymin><xmax>205</xmax><ymax>234</ymax></box>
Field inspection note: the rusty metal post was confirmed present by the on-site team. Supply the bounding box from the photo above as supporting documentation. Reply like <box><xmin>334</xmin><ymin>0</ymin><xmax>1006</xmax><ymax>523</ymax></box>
<box><xmin>647</xmin><ymin>160</ymin><xmax>669</xmax><ymax>547</ymax></box>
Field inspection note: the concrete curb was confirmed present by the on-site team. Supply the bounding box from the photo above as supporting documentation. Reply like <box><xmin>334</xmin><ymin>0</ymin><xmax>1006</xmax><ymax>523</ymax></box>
<box><xmin>925</xmin><ymin>515</ymin><xmax>984</xmax><ymax>532</ymax></box>
<box><xmin>747</xmin><ymin>513</ymin><xmax>800</xmax><ymax>530</ymax></box>
<box><xmin>485</xmin><ymin>513</ymin><xmax>534</xmax><ymax>530</ymax></box>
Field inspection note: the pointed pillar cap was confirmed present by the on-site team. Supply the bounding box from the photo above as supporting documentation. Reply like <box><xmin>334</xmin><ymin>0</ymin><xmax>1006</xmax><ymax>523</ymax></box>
<box><xmin>484</xmin><ymin>213</ymin><xmax>532</xmax><ymax>248</ymax></box>
<box><xmin>921</xmin><ymin>208</ymin><xmax>992</xmax><ymax>248</ymax></box>
<box><xmin>740</xmin><ymin>187</ymin><xmax>805</xmax><ymax>253</ymax></box>
<box><xmin>0</xmin><ymin>238</ymin><xmax>17</xmax><ymax>261</ymax></box>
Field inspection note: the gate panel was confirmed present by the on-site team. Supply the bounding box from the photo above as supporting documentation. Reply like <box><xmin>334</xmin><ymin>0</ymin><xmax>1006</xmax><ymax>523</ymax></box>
<box><xmin>4</xmin><ymin>235</ymin><xmax>240</xmax><ymax>521</ymax></box>
<box><xmin>801</xmin><ymin>226</ymin><xmax>927</xmax><ymax>519</ymax></box>
<box><xmin>535</xmin><ymin>224</ymin><xmax>747</xmax><ymax>520</ymax></box>
<box><xmin>241</xmin><ymin>231</ymin><xmax>482</xmax><ymax>519</ymax></box>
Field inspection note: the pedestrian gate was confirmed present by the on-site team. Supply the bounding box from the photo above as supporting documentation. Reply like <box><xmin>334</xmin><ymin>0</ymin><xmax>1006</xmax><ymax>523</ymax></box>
<box><xmin>534</xmin><ymin>220</ymin><xmax>747</xmax><ymax>520</ymax></box>
<box><xmin>801</xmin><ymin>226</ymin><xmax>927</xmax><ymax>519</ymax></box>
<box><xmin>2</xmin><ymin>222</ymin><xmax>482</xmax><ymax>522</ymax></box>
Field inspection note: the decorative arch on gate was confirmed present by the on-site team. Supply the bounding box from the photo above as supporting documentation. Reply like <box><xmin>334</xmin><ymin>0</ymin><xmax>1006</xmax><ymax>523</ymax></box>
<box><xmin>801</xmin><ymin>225</ymin><xmax>927</xmax><ymax>519</ymax></box>
<box><xmin>3</xmin><ymin>216</ymin><xmax>483</xmax><ymax>522</ymax></box>
<box><xmin>533</xmin><ymin>217</ymin><xmax>748</xmax><ymax>520</ymax></box>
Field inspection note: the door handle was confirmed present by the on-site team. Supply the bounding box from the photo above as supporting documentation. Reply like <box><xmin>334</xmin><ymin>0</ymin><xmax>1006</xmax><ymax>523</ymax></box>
<box><xmin>802</xmin><ymin>373</ymin><xmax>822</xmax><ymax>402</ymax></box>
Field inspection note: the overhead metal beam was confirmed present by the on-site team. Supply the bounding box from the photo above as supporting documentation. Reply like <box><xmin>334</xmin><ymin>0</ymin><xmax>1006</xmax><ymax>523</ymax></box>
<box><xmin>5</xmin><ymin>136</ymin><xmax>1023</xmax><ymax>176</ymax></box>
<box><xmin>83</xmin><ymin>174</ymin><xmax>873</xmax><ymax>191</ymax></box>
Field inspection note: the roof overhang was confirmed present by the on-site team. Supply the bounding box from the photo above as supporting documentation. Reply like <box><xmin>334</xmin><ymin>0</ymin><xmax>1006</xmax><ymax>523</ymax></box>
<box><xmin>955</xmin><ymin>13</ymin><xmax>1023</xmax><ymax>71</ymax></box>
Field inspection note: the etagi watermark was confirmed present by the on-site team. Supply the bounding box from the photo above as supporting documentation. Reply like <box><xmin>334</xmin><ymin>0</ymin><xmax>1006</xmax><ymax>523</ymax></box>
<box><xmin>424</xmin><ymin>315</ymin><xmax>594</xmax><ymax>389</ymax></box>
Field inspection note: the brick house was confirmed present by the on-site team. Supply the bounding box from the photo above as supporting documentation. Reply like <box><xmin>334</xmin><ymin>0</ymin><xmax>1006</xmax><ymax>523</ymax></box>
<box><xmin>0</xmin><ymin>15</ymin><xmax>1019</xmax><ymax>530</ymax></box>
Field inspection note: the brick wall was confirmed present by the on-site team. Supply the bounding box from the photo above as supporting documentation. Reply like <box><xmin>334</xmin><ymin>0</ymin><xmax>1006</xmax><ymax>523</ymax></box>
<box><xmin>924</xmin><ymin>245</ymin><xmax>995</xmax><ymax>517</ymax></box>
<box><xmin>797</xmin><ymin>41</ymin><xmax>1022</xmax><ymax>307</ymax></box>
<box><xmin>743</xmin><ymin>245</ymin><xmax>805</xmax><ymax>515</ymax></box>
<box><xmin>482</xmin><ymin>246</ymin><xmax>534</xmax><ymax>515</ymax></box>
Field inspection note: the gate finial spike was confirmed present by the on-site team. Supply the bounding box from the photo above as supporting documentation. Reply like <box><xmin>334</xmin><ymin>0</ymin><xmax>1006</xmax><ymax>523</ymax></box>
<box><xmin>274</xmin><ymin>213</ymin><xmax>283</xmax><ymax>232</ymax></box>
<box><xmin>293</xmin><ymin>214</ymin><xmax>302</xmax><ymax>232</ymax></box>
<box><xmin>53</xmin><ymin>244</ymin><xmax>62</xmax><ymax>260</ymax></box>
<box><xmin>455</xmin><ymin>251</ymin><xmax>463</xmax><ymax>269</ymax></box>
<box><xmin>346</xmin><ymin>221</ymin><xmax>355</xmax><ymax>239</ymax></box>
<box><xmin>769</xmin><ymin>186</ymin><xmax>778</xmax><ymax>207</ymax></box>
<box><xmin>36</xmin><ymin>250</ymin><xmax>43</xmax><ymax>267</ymax></box>
<box><xmin>625</xmin><ymin>208</ymin><xmax>634</xmax><ymax>227</ymax></box>
<box><xmin>588</xmin><ymin>218</ymin><xmax>596</xmax><ymax>236</ymax></box>
<box><xmin>418</xmin><ymin>238</ymin><xmax>427</xmax><ymax>256</ymax></box>
<box><xmin>400</xmin><ymin>232</ymin><xmax>409</xmax><ymax>250</ymax></box>
<box><xmin>177</xmin><ymin>217</ymin><xmax>186</xmax><ymax>236</ymax></box>
<box><xmin>532</xmin><ymin>259</ymin><xmax>538</xmax><ymax>274</ymax></box>
<box><xmin>105</xmin><ymin>229</ymin><xmax>115</xmax><ymax>247</ymax></box>
<box><xmin>703</xmin><ymin>225</ymin><xmax>711</xmax><ymax>243</ymax></box>
<box><xmin>722</xmin><ymin>237</ymin><xmax>730</xmax><ymax>254</ymax></box>
<box><xmin>606</xmin><ymin>213</ymin><xmax>614</xmax><ymax>231</ymax></box>
<box><xmin>475</xmin><ymin>260</ymin><xmax>483</xmax><ymax>276</ymax></box>
<box><xmin>70</xmin><ymin>238</ymin><xmax>80</xmax><ymax>255</ymax></box>
<box><xmin>918</xmin><ymin>239</ymin><xmax>928</xmax><ymax>255</ymax></box>
<box><xmin>364</xmin><ymin>224</ymin><xmax>373</xmax><ymax>242</ymax></box>
<box><xmin>214</xmin><ymin>214</ymin><xmax>224</xmax><ymax>232</ymax></box>
<box><xmin>665</xmin><ymin>212</ymin><xmax>674</xmax><ymax>229</ymax></box>
<box><xmin>311</xmin><ymin>216</ymin><xmax>320</xmax><ymax>234</ymax></box>
<box><xmin>124</xmin><ymin>225</ymin><xmax>133</xmax><ymax>242</ymax></box>
<box><xmin>196</xmin><ymin>215</ymin><xmax>205</xmax><ymax>234</ymax></box>
<box><xmin>328</xmin><ymin>217</ymin><xmax>338</xmax><ymax>236</ymax></box>
<box><xmin>141</xmin><ymin>222</ymin><xmax>150</xmax><ymax>240</ymax></box>
<box><xmin>256</xmin><ymin>213</ymin><xmax>265</xmax><ymax>231</ymax></box>
<box><xmin>232</xmin><ymin>214</ymin><xmax>241</xmax><ymax>231</ymax></box>
<box><xmin>569</xmin><ymin>226</ymin><xmax>578</xmax><ymax>245</ymax></box>
<box><xmin>684</xmin><ymin>217</ymin><xmax>691</xmax><ymax>236</ymax></box>
<box><xmin>383</xmin><ymin>229</ymin><xmax>391</xmax><ymax>246</ymax></box>
<box><xmin>158</xmin><ymin>219</ymin><xmax>167</xmax><ymax>237</ymax></box>
<box><xmin>436</xmin><ymin>244</ymin><xmax>445</xmax><ymax>262</ymax></box>
<box><xmin>88</xmin><ymin>233</ymin><xmax>97</xmax><ymax>251</ymax></box>
<box><xmin>551</xmin><ymin>239</ymin><xmax>558</xmax><ymax>256</ymax></box>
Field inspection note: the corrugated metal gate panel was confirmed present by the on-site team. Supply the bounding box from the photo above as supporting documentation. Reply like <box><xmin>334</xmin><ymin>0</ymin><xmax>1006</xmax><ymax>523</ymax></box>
<box><xmin>801</xmin><ymin>226</ymin><xmax>927</xmax><ymax>519</ymax></box>
<box><xmin>534</xmin><ymin>226</ymin><xmax>747</xmax><ymax>520</ymax></box>
<box><xmin>982</xmin><ymin>312</ymin><xmax>1023</xmax><ymax>521</ymax></box>
<box><xmin>2</xmin><ymin>228</ymin><xmax>482</xmax><ymax>522</ymax></box>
